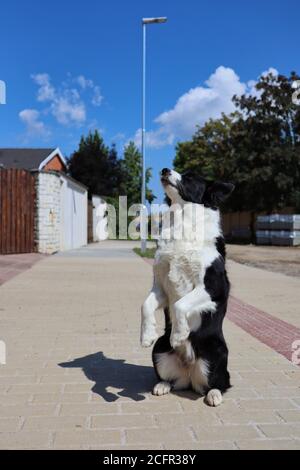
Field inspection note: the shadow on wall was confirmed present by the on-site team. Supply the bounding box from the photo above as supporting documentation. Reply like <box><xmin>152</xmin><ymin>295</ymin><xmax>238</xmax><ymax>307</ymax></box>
<box><xmin>59</xmin><ymin>351</ymin><xmax>155</xmax><ymax>402</ymax></box>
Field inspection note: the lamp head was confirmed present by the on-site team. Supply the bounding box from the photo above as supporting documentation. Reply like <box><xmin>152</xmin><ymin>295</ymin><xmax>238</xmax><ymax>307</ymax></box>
<box><xmin>142</xmin><ymin>17</ymin><xmax>167</xmax><ymax>24</ymax></box>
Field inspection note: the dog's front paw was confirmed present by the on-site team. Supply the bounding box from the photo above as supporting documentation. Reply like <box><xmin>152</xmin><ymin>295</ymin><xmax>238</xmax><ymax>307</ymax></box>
<box><xmin>170</xmin><ymin>330</ymin><xmax>190</xmax><ymax>349</ymax></box>
<box><xmin>140</xmin><ymin>330</ymin><xmax>158</xmax><ymax>348</ymax></box>
<box><xmin>153</xmin><ymin>381</ymin><xmax>171</xmax><ymax>396</ymax></box>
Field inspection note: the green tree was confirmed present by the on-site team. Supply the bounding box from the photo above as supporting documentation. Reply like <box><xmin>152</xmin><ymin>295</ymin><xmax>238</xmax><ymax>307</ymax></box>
<box><xmin>121</xmin><ymin>141</ymin><xmax>155</xmax><ymax>206</ymax></box>
<box><xmin>68</xmin><ymin>130</ymin><xmax>123</xmax><ymax>198</ymax></box>
<box><xmin>174</xmin><ymin>71</ymin><xmax>300</xmax><ymax>217</ymax></box>
<box><xmin>231</xmin><ymin>71</ymin><xmax>300</xmax><ymax>213</ymax></box>
<box><xmin>174</xmin><ymin>113</ymin><xmax>237</xmax><ymax>182</ymax></box>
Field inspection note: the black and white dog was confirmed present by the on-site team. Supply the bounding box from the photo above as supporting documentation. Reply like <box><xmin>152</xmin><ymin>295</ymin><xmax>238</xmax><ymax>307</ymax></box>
<box><xmin>140</xmin><ymin>168</ymin><xmax>234</xmax><ymax>406</ymax></box>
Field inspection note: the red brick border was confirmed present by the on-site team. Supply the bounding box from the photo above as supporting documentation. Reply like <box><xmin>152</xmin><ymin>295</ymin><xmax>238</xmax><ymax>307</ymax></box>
<box><xmin>0</xmin><ymin>253</ymin><xmax>46</xmax><ymax>286</ymax></box>
<box><xmin>228</xmin><ymin>296</ymin><xmax>300</xmax><ymax>364</ymax></box>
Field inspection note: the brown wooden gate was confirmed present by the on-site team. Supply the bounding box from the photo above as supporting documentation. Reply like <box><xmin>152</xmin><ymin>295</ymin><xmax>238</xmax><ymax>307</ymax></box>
<box><xmin>0</xmin><ymin>169</ymin><xmax>36</xmax><ymax>254</ymax></box>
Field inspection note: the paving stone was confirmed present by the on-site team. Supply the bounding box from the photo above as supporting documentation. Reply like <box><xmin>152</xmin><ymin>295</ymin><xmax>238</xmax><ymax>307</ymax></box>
<box><xmin>91</xmin><ymin>414</ymin><xmax>154</xmax><ymax>429</ymax></box>
<box><xmin>0</xmin><ymin>431</ymin><xmax>51</xmax><ymax>449</ymax></box>
<box><xmin>34</xmin><ymin>393</ymin><xmax>90</xmax><ymax>404</ymax></box>
<box><xmin>125</xmin><ymin>426</ymin><xmax>195</xmax><ymax>445</ymax></box>
<box><xmin>216</xmin><ymin>409</ymin><xmax>281</xmax><ymax>425</ymax></box>
<box><xmin>59</xmin><ymin>403</ymin><xmax>119</xmax><ymax>416</ymax></box>
<box><xmin>22</xmin><ymin>416</ymin><xmax>87</xmax><ymax>431</ymax></box>
<box><xmin>277</xmin><ymin>410</ymin><xmax>300</xmax><ymax>423</ymax></box>
<box><xmin>193</xmin><ymin>424</ymin><xmax>261</xmax><ymax>441</ymax></box>
<box><xmin>0</xmin><ymin>418</ymin><xmax>21</xmax><ymax>432</ymax></box>
<box><xmin>258</xmin><ymin>423</ymin><xmax>300</xmax><ymax>438</ymax></box>
<box><xmin>235</xmin><ymin>439</ymin><xmax>300</xmax><ymax>450</ymax></box>
<box><xmin>0</xmin><ymin>404</ymin><xmax>57</xmax><ymax>418</ymax></box>
<box><xmin>0</xmin><ymin>394</ymin><xmax>31</xmax><ymax>405</ymax></box>
<box><xmin>238</xmin><ymin>398</ymin><xmax>297</xmax><ymax>410</ymax></box>
<box><xmin>54</xmin><ymin>429</ymin><xmax>121</xmax><ymax>446</ymax></box>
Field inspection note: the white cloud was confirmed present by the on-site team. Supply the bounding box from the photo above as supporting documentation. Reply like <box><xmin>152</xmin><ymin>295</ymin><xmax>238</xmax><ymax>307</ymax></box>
<box><xmin>246</xmin><ymin>67</ymin><xmax>279</xmax><ymax>98</ymax></box>
<box><xmin>30</xmin><ymin>73</ymin><xmax>103</xmax><ymax>127</ymax></box>
<box><xmin>131</xmin><ymin>65</ymin><xmax>279</xmax><ymax>149</ymax></box>
<box><xmin>261</xmin><ymin>67</ymin><xmax>279</xmax><ymax>78</ymax></box>
<box><xmin>76</xmin><ymin>75</ymin><xmax>103</xmax><ymax>106</ymax></box>
<box><xmin>112</xmin><ymin>132</ymin><xmax>126</xmax><ymax>142</ymax></box>
<box><xmin>51</xmin><ymin>96</ymin><xmax>86</xmax><ymax>125</ymax></box>
<box><xmin>31</xmin><ymin>73</ymin><xmax>55</xmax><ymax>102</ymax></box>
<box><xmin>76</xmin><ymin>75</ymin><xmax>94</xmax><ymax>89</ymax></box>
<box><xmin>91</xmin><ymin>86</ymin><xmax>103</xmax><ymax>106</ymax></box>
<box><xmin>19</xmin><ymin>109</ymin><xmax>50</xmax><ymax>138</ymax></box>
<box><xmin>132</xmin><ymin>127</ymin><xmax>174</xmax><ymax>149</ymax></box>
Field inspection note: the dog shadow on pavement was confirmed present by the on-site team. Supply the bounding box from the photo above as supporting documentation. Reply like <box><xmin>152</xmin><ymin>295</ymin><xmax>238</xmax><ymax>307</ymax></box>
<box><xmin>59</xmin><ymin>351</ymin><xmax>155</xmax><ymax>402</ymax></box>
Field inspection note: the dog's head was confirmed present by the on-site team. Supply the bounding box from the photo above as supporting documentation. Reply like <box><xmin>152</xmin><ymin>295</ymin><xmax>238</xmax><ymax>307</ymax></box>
<box><xmin>160</xmin><ymin>168</ymin><xmax>234</xmax><ymax>208</ymax></box>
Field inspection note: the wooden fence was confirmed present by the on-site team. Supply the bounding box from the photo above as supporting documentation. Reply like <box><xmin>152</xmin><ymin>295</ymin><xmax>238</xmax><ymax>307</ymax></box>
<box><xmin>0</xmin><ymin>169</ymin><xmax>36</xmax><ymax>254</ymax></box>
<box><xmin>222</xmin><ymin>207</ymin><xmax>295</xmax><ymax>241</ymax></box>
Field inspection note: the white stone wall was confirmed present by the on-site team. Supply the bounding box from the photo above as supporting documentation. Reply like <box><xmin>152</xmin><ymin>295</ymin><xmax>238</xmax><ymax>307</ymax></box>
<box><xmin>60</xmin><ymin>175</ymin><xmax>88</xmax><ymax>250</ymax></box>
<box><xmin>35</xmin><ymin>172</ymin><xmax>61</xmax><ymax>254</ymax></box>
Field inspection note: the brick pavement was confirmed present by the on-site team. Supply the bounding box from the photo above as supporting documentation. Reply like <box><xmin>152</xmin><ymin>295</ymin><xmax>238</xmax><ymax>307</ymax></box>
<box><xmin>228</xmin><ymin>296</ymin><xmax>300</xmax><ymax>362</ymax></box>
<box><xmin>0</xmin><ymin>241</ymin><xmax>299</xmax><ymax>449</ymax></box>
<box><xmin>0</xmin><ymin>253</ymin><xmax>45</xmax><ymax>286</ymax></box>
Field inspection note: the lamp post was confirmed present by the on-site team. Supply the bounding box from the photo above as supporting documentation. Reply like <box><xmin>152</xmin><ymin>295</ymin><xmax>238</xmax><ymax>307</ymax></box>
<box><xmin>141</xmin><ymin>17</ymin><xmax>167</xmax><ymax>253</ymax></box>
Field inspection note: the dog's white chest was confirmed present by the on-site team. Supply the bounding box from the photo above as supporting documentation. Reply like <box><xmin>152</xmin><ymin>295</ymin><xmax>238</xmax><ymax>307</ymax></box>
<box><xmin>154</xmin><ymin>245</ymin><xmax>217</xmax><ymax>303</ymax></box>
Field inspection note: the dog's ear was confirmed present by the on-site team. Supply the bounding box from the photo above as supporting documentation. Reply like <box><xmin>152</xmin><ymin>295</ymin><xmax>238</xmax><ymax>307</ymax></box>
<box><xmin>205</xmin><ymin>181</ymin><xmax>235</xmax><ymax>206</ymax></box>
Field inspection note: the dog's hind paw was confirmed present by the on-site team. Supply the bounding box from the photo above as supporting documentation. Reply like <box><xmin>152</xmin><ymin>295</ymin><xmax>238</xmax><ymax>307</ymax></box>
<box><xmin>205</xmin><ymin>389</ymin><xmax>223</xmax><ymax>407</ymax></box>
<box><xmin>153</xmin><ymin>381</ymin><xmax>171</xmax><ymax>396</ymax></box>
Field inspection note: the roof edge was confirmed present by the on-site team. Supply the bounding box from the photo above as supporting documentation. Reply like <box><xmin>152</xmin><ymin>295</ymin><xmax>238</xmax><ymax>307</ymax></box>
<box><xmin>38</xmin><ymin>147</ymin><xmax>67</xmax><ymax>170</ymax></box>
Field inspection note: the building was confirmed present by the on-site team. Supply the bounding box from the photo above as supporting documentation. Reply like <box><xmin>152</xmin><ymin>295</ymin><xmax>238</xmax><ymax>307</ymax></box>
<box><xmin>0</xmin><ymin>147</ymin><xmax>67</xmax><ymax>172</ymax></box>
<box><xmin>0</xmin><ymin>148</ymin><xmax>88</xmax><ymax>254</ymax></box>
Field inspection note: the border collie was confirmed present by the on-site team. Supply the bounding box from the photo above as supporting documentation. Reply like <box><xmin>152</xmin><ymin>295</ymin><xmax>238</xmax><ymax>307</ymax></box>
<box><xmin>140</xmin><ymin>168</ymin><xmax>234</xmax><ymax>406</ymax></box>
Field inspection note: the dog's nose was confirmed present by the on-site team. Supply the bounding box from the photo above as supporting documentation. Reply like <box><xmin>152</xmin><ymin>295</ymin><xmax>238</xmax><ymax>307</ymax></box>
<box><xmin>161</xmin><ymin>168</ymin><xmax>171</xmax><ymax>176</ymax></box>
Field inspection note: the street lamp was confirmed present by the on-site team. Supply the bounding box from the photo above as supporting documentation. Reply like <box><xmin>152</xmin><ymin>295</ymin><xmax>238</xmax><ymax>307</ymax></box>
<box><xmin>141</xmin><ymin>16</ymin><xmax>167</xmax><ymax>253</ymax></box>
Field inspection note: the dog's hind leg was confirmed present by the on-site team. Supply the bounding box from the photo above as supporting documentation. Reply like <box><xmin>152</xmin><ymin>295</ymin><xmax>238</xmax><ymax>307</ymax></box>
<box><xmin>204</xmin><ymin>344</ymin><xmax>230</xmax><ymax>407</ymax></box>
<box><xmin>141</xmin><ymin>284</ymin><xmax>167</xmax><ymax>347</ymax></box>
<box><xmin>152</xmin><ymin>351</ymin><xmax>190</xmax><ymax>395</ymax></box>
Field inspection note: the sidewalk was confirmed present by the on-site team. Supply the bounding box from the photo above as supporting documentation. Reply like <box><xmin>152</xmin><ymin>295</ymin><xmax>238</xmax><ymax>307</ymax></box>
<box><xmin>0</xmin><ymin>241</ymin><xmax>299</xmax><ymax>450</ymax></box>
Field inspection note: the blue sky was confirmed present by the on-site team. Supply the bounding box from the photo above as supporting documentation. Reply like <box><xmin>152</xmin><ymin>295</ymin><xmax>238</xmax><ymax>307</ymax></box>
<box><xmin>1</xmin><ymin>0</ymin><xmax>300</xmax><ymax>202</ymax></box>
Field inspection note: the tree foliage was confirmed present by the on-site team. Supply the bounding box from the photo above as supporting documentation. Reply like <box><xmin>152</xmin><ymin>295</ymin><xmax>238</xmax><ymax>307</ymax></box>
<box><xmin>68</xmin><ymin>132</ymin><xmax>155</xmax><ymax>205</ymax></box>
<box><xmin>121</xmin><ymin>141</ymin><xmax>155</xmax><ymax>206</ymax></box>
<box><xmin>174</xmin><ymin>71</ymin><xmax>300</xmax><ymax>213</ymax></box>
<box><xmin>68</xmin><ymin>130</ymin><xmax>123</xmax><ymax>198</ymax></box>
